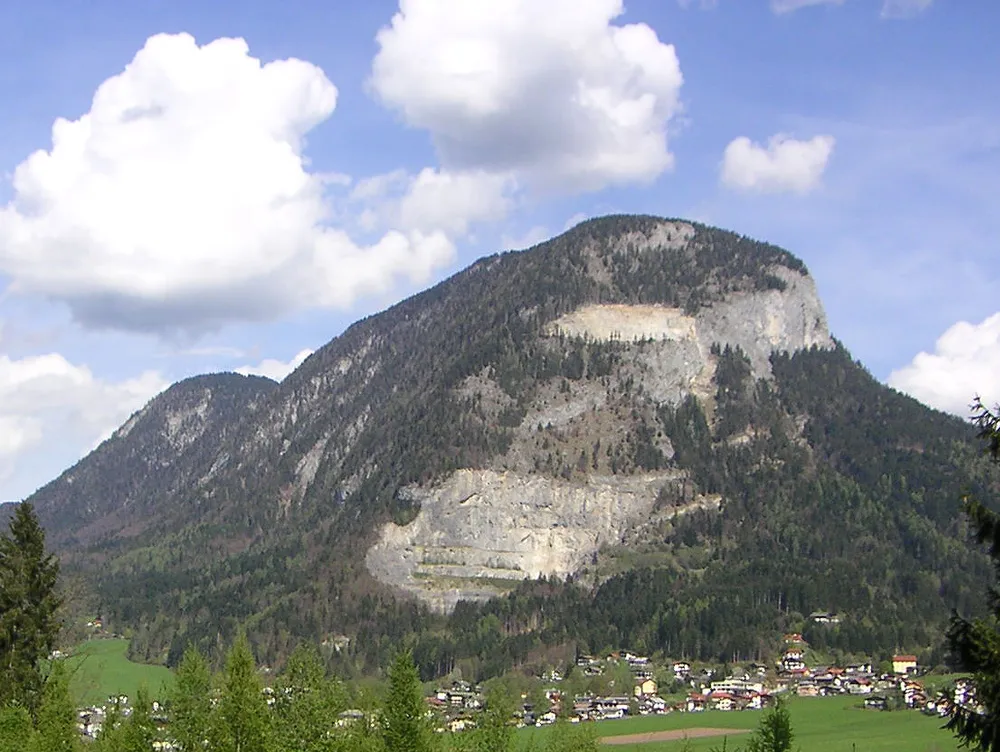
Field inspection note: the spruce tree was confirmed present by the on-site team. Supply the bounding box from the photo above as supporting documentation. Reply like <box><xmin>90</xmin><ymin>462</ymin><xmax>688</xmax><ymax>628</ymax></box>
<box><xmin>31</xmin><ymin>661</ymin><xmax>78</xmax><ymax>752</ymax></box>
<box><xmin>169</xmin><ymin>646</ymin><xmax>213</xmax><ymax>752</ymax></box>
<box><xmin>273</xmin><ymin>642</ymin><xmax>345</xmax><ymax>752</ymax></box>
<box><xmin>947</xmin><ymin>400</ymin><xmax>1000</xmax><ymax>751</ymax></box>
<box><xmin>745</xmin><ymin>698</ymin><xmax>795</xmax><ymax>752</ymax></box>
<box><xmin>0</xmin><ymin>502</ymin><xmax>61</xmax><ymax>713</ymax></box>
<box><xmin>382</xmin><ymin>651</ymin><xmax>431</xmax><ymax>752</ymax></box>
<box><xmin>214</xmin><ymin>630</ymin><xmax>272</xmax><ymax>752</ymax></box>
<box><xmin>0</xmin><ymin>705</ymin><xmax>35</xmax><ymax>752</ymax></box>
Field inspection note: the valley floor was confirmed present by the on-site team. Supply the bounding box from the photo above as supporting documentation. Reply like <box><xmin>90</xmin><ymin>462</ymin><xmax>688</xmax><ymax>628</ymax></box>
<box><xmin>520</xmin><ymin>696</ymin><xmax>960</xmax><ymax>752</ymax></box>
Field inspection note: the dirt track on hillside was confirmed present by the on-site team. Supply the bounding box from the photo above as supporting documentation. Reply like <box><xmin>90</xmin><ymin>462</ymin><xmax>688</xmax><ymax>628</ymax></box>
<box><xmin>601</xmin><ymin>727</ymin><xmax>750</xmax><ymax>745</ymax></box>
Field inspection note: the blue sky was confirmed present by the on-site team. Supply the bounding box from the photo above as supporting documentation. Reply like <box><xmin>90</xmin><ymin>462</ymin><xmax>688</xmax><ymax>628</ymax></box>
<box><xmin>0</xmin><ymin>0</ymin><xmax>997</xmax><ymax>501</ymax></box>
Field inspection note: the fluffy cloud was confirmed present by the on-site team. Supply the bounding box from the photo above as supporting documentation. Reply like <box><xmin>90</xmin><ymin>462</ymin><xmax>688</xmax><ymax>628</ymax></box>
<box><xmin>0</xmin><ymin>352</ymin><xmax>167</xmax><ymax>499</ymax></box>
<box><xmin>370</xmin><ymin>0</ymin><xmax>683</xmax><ymax>192</ymax></box>
<box><xmin>888</xmin><ymin>313</ymin><xmax>1000</xmax><ymax>416</ymax></box>
<box><xmin>354</xmin><ymin>168</ymin><xmax>515</xmax><ymax>236</ymax></box>
<box><xmin>721</xmin><ymin>134</ymin><xmax>835</xmax><ymax>194</ymax></box>
<box><xmin>236</xmin><ymin>348</ymin><xmax>313</xmax><ymax>382</ymax></box>
<box><xmin>0</xmin><ymin>33</ymin><xmax>456</xmax><ymax>334</ymax></box>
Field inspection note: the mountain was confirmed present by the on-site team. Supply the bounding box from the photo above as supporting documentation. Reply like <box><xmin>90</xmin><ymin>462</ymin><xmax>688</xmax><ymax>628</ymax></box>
<box><xmin>27</xmin><ymin>215</ymin><xmax>996</xmax><ymax>677</ymax></box>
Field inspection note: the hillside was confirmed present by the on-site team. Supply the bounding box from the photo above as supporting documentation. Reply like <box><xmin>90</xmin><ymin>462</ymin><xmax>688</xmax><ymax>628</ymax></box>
<box><xmin>25</xmin><ymin>215</ymin><xmax>996</xmax><ymax>677</ymax></box>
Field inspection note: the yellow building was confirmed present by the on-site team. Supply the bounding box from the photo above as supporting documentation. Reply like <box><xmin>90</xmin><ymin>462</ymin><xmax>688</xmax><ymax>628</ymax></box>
<box><xmin>634</xmin><ymin>678</ymin><xmax>658</xmax><ymax>697</ymax></box>
<box><xmin>892</xmin><ymin>655</ymin><xmax>917</xmax><ymax>675</ymax></box>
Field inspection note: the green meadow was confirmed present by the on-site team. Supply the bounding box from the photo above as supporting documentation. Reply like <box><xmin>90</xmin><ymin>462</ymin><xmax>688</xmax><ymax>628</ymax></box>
<box><xmin>64</xmin><ymin>638</ymin><xmax>174</xmax><ymax>706</ymax></box>
<box><xmin>520</xmin><ymin>696</ymin><xmax>960</xmax><ymax>752</ymax></box>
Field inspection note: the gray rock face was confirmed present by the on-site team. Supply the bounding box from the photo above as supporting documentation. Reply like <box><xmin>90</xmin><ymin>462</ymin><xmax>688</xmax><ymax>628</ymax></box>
<box><xmin>549</xmin><ymin>265</ymin><xmax>831</xmax><ymax>385</ymax></box>
<box><xmin>365</xmin><ymin>469</ymin><xmax>682</xmax><ymax>612</ymax></box>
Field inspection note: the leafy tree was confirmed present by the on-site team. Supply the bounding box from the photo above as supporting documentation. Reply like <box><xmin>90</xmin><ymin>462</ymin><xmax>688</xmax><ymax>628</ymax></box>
<box><xmin>946</xmin><ymin>400</ymin><xmax>1000</xmax><ymax>750</ymax></box>
<box><xmin>0</xmin><ymin>502</ymin><xmax>61</xmax><ymax>713</ymax></box>
<box><xmin>382</xmin><ymin>651</ymin><xmax>431</xmax><ymax>752</ymax></box>
<box><xmin>214</xmin><ymin>631</ymin><xmax>272</xmax><ymax>752</ymax></box>
<box><xmin>169</xmin><ymin>646</ymin><xmax>213</xmax><ymax>752</ymax></box>
<box><xmin>31</xmin><ymin>661</ymin><xmax>78</xmax><ymax>752</ymax></box>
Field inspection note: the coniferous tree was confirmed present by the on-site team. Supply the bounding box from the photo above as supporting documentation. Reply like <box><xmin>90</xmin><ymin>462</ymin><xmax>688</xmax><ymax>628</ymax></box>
<box><xmin>93</xmin><ymin>686</ymin><xmax>157</xmax><ymax>752</ymax></box>
<box><xmin>169</xmin><ymin>646</ymin><xmax>213</xmax><ymax>752</ymax></box>
<box><xmin>214</xmin><ymin>631</ymin><xmax>272</xmax><ymax>752</ymax></box>
<box><xmin>0</xmin><ymin>502</ymin><xmax>61</xmax><ymax>713</ymax></box>
<box><xmin>122</xmin><ymin>686</ymin><xmax>158</xmax><ymax>752</ymax></box>
<box><xmin>0</xmin><ymin>705</ymin><xmax>35</xmax><ymax>752</ymax></box>
<box><xmin>273</xmin><ymin>642</ymin><xmax>345</xmax><ymax>752</ymax></box>
<box><xmin>31</xmin><ymin>661</ymin><xmax>78</xmax><ymax>752</ymax></box>
<box><xmin>382</xmin><ymin>651</ymin><xmax>431</xmax><ymax>752</ymax></box>
<box><xmin>947</xmin><ymin>400</ymin><xmax>1000</xmax><ymax>751</ymax></box>
<box><xmin>469</xmin><ymin>689</ymin><xmax>513</xmax><ymax>752</ymax></box>
<box><xmin>745</xmin><ymin>698</ymin><xmax>795</xmax><ymax>752</ymax></box>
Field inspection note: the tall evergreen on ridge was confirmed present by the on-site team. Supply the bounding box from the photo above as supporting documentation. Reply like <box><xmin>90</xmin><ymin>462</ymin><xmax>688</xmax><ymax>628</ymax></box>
<box><xmin>0</xmin><ymin>502</ymin><xmax>61</xmax><ymax>714</ymax></box>
<box><xmin>947</xmin><ymin>400</ymin><xmax>1000</xmax><ymax>751</ymax></box>
<box><xmin>383</xmin><ymin>652</ymin><xmax>431</xmax><ymax>752</ymax></box>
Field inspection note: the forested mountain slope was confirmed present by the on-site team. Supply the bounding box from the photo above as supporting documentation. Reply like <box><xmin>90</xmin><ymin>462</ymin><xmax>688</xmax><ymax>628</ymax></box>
<box><xmin>24</xmin><ymin>215</ymin><xmax>995</xmax><ymax>677</ymax></box>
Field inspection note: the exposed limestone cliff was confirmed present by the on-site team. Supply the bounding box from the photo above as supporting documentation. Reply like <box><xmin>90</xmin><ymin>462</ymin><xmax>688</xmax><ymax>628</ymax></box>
<box><xmin>548</xmin><ymin>265</ymin><xmax>830</xmax><ymax>378</ymax></box>
<box><xmin>365</xmin><ymin>469</ymin><xmax>683</xmax><ymax>612</ymax></box>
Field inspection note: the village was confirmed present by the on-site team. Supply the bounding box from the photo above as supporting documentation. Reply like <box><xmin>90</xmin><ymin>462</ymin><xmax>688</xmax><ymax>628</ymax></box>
<box><xmin>62</xmin><ymin>621</ymin><xmax>983</xmax><ymax>745</ymax></box>
<box><xmin>423</xmin><ymin>630</ymin><xmax>982</xmax><ymax>734</ymax></box>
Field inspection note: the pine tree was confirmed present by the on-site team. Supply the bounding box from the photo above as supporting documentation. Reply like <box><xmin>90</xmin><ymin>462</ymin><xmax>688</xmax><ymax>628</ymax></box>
<box><xmin>0</xmin><ymin>502</ymin><xmax>61</xmax><ymax>713</ymax></box>
<box><xmin>382</xmin><ymin>651</ymin><xmax>431</xmax><ymax>752</ymax></box>
<box><xmin>169</xmin><ymin>646</ymin><xmax>213</xmax><ymax>752</ymax></box>
<box><xmin>214</xmin><ymin>630</ymin><xmax>272</xmax><ymax>752</ymax></box>
<box><xmin>947</xmin><ymin>400</ymin><xmax>1000</xmax><ymax>751</ymax></box>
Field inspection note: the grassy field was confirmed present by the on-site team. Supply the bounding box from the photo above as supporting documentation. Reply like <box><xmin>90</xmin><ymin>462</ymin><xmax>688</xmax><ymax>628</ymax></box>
<box><xmin>519</xmin><ymin>696</ymin><xmax>960</xmax><ymax>752</ymax></box>
<box><xmin>64</xmin><ymin>639</ymin><xmax>174</xmax><ymax>706</ymax></box>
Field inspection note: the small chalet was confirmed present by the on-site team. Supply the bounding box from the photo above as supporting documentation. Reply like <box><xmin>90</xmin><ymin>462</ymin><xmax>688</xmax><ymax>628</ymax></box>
<box><xmin>634</xmin><ymin>678</ymin><xmax>658</xmax><ymax>697</ymax></box>
<box><xmin>892</xmin><ymin>655</ymin><xmax>918</xmax><ymax>675</ymax></box>
<box><xmin>809</xmin><ymin>611</ymin><xmax>842</xmax><ymax>624</ymax></box>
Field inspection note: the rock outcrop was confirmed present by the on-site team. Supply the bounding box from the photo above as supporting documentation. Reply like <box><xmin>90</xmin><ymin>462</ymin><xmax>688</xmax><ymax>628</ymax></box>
<box><xmin>365</xmin><ymin>469</ymin><xmax>683</xmax><ymax>612</ymax></box>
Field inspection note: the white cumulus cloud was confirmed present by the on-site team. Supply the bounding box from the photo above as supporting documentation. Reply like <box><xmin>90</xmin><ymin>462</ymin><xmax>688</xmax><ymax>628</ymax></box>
<box><xmin>0</xmin><ymin>352</ymin><xmax>167</xmax><ymax>499</ymax></box>
<box><xmin>236</xmin><ymin>348</ymin><xmax>313</xmax><ymax>382</ymax></box>
<box><xmin>888</xmin><ymin>313</ymin><xmax>1000</xmax><ymax>417</ymax></box>
<box><xmin>0</xmin><ymin>33</ymin><xmax>456</xmax><ymax>335</ymax></box>
<box><xmin>721</xmin><ymin>134</ymin><xmax>835</xmax><ymax>194</ymax></box>
<box><xmin>354</xmin><ymin>168</ymin><xmax>516</xmax><ymax>237</ymax></box>
<box><xmin>369</xmin><ymin>0</ymin><xmax>683</xmax><ymax>192</ymax></box>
